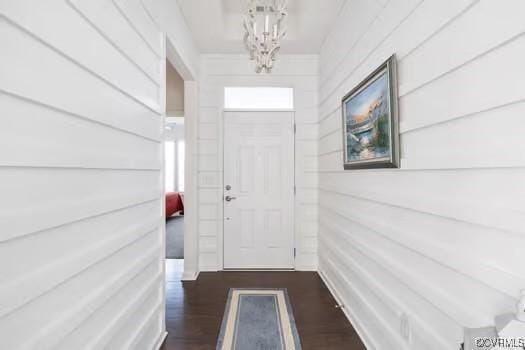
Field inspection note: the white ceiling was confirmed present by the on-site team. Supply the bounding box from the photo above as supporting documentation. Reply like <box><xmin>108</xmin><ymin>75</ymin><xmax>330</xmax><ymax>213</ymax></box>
<box><xmin>177</xmin><ymin>0</ymin><xmax>346</xmax><ymax>54</ymax></box>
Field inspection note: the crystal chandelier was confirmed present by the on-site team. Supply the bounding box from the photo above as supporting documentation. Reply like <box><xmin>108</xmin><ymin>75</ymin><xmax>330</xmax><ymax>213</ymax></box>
<box><xmin>242</xmin><ymin>0</ymin><xmax>288</xmax><ymax>73</ymax></box>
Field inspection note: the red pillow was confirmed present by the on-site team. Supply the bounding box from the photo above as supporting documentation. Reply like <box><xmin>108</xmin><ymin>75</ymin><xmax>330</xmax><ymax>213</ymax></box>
<box><xmin>165</xmin><ymin>192</ymin><xmax>183</xmax><ymax>217</ymax></box>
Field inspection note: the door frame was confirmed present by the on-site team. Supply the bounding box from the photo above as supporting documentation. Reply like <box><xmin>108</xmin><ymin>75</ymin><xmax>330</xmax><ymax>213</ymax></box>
<box><xmin>163</xmin><ymin>35</ymin><xmax>199</xmax><ymax>282</ymax></box>
<box><xmin>221</xmin><ymin>109</ymin><xmax>296</xmax><ymax>270</ymax></box>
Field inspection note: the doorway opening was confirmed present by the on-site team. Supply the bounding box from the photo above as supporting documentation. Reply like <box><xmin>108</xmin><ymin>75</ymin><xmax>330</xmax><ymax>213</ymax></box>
<box><xmin>165</xmin><ymin>60</ymin><xmax>185</xmax><ymax>270</ymax></box>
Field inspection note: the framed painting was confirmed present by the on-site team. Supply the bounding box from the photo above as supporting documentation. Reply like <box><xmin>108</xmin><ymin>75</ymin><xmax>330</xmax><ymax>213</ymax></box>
<box><xmin>341</xmin><ymin>55</ymin><xmax>399</xmax><ymax>169</ymax></box>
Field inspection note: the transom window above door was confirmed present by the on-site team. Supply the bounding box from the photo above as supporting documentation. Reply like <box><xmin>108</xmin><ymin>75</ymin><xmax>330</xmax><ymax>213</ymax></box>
<box><xmin>224</xmin><ymin>87</ymin><xmax>294</xmax><ymax>109</ymax></box>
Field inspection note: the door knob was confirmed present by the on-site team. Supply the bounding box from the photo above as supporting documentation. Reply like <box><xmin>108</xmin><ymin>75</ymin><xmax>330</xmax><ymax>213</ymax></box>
<box><xmin>224</xmin><ymin>195</ymin><xmax>237</xmax><ymax>202</ymax></box>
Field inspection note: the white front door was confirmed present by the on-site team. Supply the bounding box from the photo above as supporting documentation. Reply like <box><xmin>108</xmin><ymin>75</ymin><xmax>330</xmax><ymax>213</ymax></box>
<box><xmin>223</xmin><ymin>111</ymin><xmax>295</xmax><ymax>269</ymax></box>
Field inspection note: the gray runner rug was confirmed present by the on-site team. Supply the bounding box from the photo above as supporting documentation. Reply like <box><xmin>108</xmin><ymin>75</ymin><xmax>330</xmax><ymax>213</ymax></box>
<box><xmin>216</xmin><ymin>288</ymin><xmax>302</xmax><ymax>350</ymax></box>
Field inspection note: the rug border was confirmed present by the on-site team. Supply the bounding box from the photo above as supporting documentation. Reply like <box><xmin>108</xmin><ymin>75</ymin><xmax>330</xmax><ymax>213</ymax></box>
<box><xmin>216</xmin><ymin>288</ymin><xmax>302</xmax><ymax>350</ymax></box>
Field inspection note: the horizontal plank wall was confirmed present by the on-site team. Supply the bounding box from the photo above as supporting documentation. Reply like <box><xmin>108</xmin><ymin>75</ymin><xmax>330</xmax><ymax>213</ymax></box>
<box><xmin>198</xmin><ymin>54</ymin><xmax>319</xmax><ymax>271</ymax></box>
<box><xmin>0</xmin><ymin>0</ymin><xmax>167</xmax><ymax>348</ymax></box>
<box><xmin>317</xmin><ymin>0</ymin><xmax>525</xmax><ymax>349</ymax></box>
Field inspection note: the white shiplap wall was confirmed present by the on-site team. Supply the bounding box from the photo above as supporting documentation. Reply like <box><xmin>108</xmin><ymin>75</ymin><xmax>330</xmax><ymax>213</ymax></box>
<box><xmin>0</xmin><ymin>0</ymin><xmax>167</xmax><ymax>348</ymax></box>
<box><xmin>198</xmin><ymin>54</ymin><xmax>319</xmax><ymax>271</ymax></box>
<box><xmin>142</xmin><ymin>0</ymin><xmax>199</xmax><ymax>79</ymax></box>
<box><xmin>317</xmin><ymin>0</ymin><xmax>525</xmax><ymax>349</ymax></box>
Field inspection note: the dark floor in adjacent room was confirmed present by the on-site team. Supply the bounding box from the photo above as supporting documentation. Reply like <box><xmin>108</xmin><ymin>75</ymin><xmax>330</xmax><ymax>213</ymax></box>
<box><xmin>160</xmin><ymin>259</ymin><xmax>365</xmax><ymax>350</ymax></box>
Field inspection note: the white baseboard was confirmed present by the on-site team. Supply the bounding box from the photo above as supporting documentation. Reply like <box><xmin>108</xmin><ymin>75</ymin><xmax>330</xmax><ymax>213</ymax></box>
<box><xmin>154</xmin><ymin>331</ymin><xmax>168</xmax><ymax>350</ymax></box>
<box><xmin>295</xmin><ymin>264</ymin><xmax>318</xmax><ymax>271</ymax></box>
<box><xmin>199</xmin><ymin>265</ymin><xmax>219</xmax><ymax>272</ymax></box>
<box><xmin>318</xmin><ymin>267</ymin><xmax>374</xmax><ymax>350</ymax></box>
<box><xmin>182</xmin><ymin>270</ymin><xmax>200</xmax><ymax>281</ymax></box>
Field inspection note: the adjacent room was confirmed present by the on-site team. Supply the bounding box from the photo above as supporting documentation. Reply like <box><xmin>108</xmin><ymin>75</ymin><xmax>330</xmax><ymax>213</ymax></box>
<box><xmin>164</xmin><ymin>59</ymin><xmax>185</xmax><ymax>262</ymax></box>
<box><xmin>1</xmin><ymin>0</ymin><xmax>524</xmax><ymax>350</ymax></box>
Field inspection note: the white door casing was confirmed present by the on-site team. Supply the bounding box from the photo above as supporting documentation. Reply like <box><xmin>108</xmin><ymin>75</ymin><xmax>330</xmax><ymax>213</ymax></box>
<box><xmin>223</xmin><ymin>111</ymin><xmax>295</xmax><ymax>269</ymax></box>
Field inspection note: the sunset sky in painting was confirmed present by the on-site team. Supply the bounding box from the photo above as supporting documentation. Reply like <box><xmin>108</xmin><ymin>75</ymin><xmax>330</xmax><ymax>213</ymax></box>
<box><xmin>345</xmin><ymin>72</ymin><xmax>387</xmax><ymax>123</ymax></box>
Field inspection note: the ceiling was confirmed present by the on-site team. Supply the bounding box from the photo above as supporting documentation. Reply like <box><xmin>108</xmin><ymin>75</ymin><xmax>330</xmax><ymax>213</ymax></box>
<box><xmin>176</xmin><ymin>0</ymin><xmax>346</xmax><ymax>54</ymax></box>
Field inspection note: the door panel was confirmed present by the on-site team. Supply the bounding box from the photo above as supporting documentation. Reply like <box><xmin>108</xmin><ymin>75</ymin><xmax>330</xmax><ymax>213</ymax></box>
<box><xmin>224</xmin><ymin>111</ymin><xmax>294</xmax><ymax>269</ymax></box>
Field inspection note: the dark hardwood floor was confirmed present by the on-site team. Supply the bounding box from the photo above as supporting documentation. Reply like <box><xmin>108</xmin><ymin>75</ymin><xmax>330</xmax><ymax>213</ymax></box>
<box><xmin>160</xmin><ymin>259</ymin><xmax>365</xmax><ymax>350</ymax></box>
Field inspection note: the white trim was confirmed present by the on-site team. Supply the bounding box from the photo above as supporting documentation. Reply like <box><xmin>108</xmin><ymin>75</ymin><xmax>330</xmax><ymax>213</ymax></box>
<box><xmin>159</xmin><ymin>32</ymin><xmax>168</xmax><ymax>343</ymax></box>
<box><xmin>181</xmin><ymin>270</ymin><xmax>200</xmax><ymax>281</ymax></box>
<box><xmin>182</xmin><ymin>80</ymin><xmax>200</xmax><ymax>280</ymax></box>
<box><xmin>153</xmin><ymin>331</ymin><xmax>168</xmax><ymax>350</ymax></box>
<box><xmin>165</xmin><ymin>36</ymin><xmax>195</xmax><ymax>81</ymax></box>
<box><xmin>318</xmin><ymin>268</ymin><xmax>374</xmax><ymax>350</ymax></box>
<box><xmin>294</xmin><ymin>265</ymin><xmax>318</xmax><ymax>271</ymax></box>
